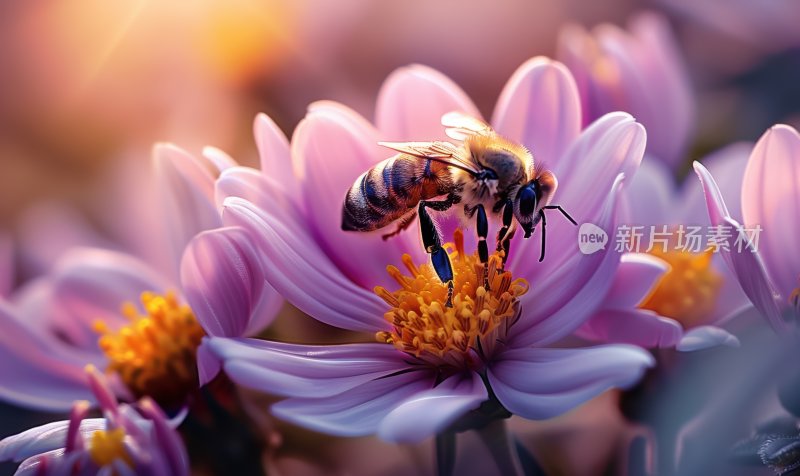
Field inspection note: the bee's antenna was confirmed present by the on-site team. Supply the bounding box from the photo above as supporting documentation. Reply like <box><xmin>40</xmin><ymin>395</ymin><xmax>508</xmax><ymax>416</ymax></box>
<box><xmin>538</xmin><ymin>205</ymin><xmax>578</xmax><ymax>262</ymax></box>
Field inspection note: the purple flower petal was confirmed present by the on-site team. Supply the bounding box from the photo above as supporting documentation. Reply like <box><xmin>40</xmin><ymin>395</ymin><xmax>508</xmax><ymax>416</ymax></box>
<box><xmin>206</xmin><ymin>337</ymin><xmax>410</xmax><ymax>398</ymax></box>
<box><xmin>215</xmin><ymin>166</ymin><xmax>295</xmax><ymax>216</ymax></box>
<box><xmin>488</xmin><ymin>345</ymin><xmax>654</xmax><ymax>420</ymax></box>
<box><xmin>222</xmin><ymin>197</ymin><xmax>389</xmax><ymax>333</ymax></box>
<box><xmin>196</xmin><ymin>340</ymin><xmax>222</xmax><ymax>386</ymax></box>
<box><xmin>694</xmin><ymin>161</ymin><xmax>785</xmax><ymax>332</ymax></box>
<box><xmin>376</xmin><ymin>64</ymin><xmax>480</xmax><ymax>140</ymax></box>
<box><xmin>154</xmin><ymin>143</ymin><xmax>221</xmax><ymax>273</ymax></box>
<box><xmin>623</xmin><ymin>156</ymin><xmax>675</xmax><ymax>225</ymax></box>
<box><xmin>254</xmin><ymin>113</ymin><xmax>298</xmax><ymax>200</ymax></box>
<box><xmin>576</xmin><ymin>309</ymin><xmax>683</xmax><ymax>348</ymax></box>
<box><xmin>492</xmin><ymin>57</ymin><xmax>581</xmax><ymax>169</ymax></box>
<box><xmin>604</xmin><ymin>253</ymin><xmax>669</xmax><ymax>308</ymax></box>
<box><xmin>0</xmin><ymin>302</ymin><xmax>96</xmax><ymax>411</ymax></box>
<box><xmin>511</xmin><ymin>175</ymin><xmax>624</xmax><ymax>347</ymax></box>
<box><xmin>741</xmin><ymin>125</ymin><xmax>800</xmax><ymax>299</ymax></box>
<box><xmin>606</xmin><ymin>12</ymin><xmax>694</xmax><ymax>167</ymax></box>
<box><xmin>506</xmin><ymin>112</ymin><xmax>645</xmax><ymax>281</ymax></box>
<box><xmin>679</xmin><ymin>142</ymin><xmax>752</xmax><ymax>224</ymax></box>
<box><xmin>271</xmin><ymin>370</ymin><xmax>434</xmax><ymax>438</ymax></box>
<box><xmin>676</xmin><ymin>326</ymin><xmax>740</xmax><ymax>352</ymax></box>
<box><xmin>138</xmin><ymin>398</ymin><xmax>190</xmax><ymax>476</ymax></box>
<box><xmin>50</xmin><ymin>248</ymin><xmax>171</xmax><ymax>349</ymax></box>
<box><xmin>0</xmin><ymin>418</ymin><xmax>105</xmax><ymax>463</ymax></box>
<box><xmin>291</xmin><ymin>101</ymin><xmax>425</xmax><ymax>289</ymax></box>
<box><xmin>16</xmin><ymin>201</ymin><xmax>114</xmax><ymax>277</ymax></box>
<box><xmin>201</xmin><ymin>146</ymin><xmax>237</xmax><ymax>175</ymax></box>
<box><xmin>377</xmin><ymin>372</ymin><xmax>487</xmax><ymax>443</ymax></box>
<box><xmin>181</xmin><ymin>226</ymin><xmax>279</xmax><ymax>338</ymax></box>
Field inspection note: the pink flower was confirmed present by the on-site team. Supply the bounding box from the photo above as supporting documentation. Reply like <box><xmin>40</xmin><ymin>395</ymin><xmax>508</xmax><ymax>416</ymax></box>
<box><xmin>558</xmin><ymin>12</ymin><xmax>694</xmax><ymax>169</ymax></box>
<box><xmin>0</xmin><ymin>145</ymin><xmax>280</xmax><ymax>411</ymax></box>
<box><xmin>577</xmin><ymin>145</ymin><xmax>754</xmax><ymax>350</ymax></box>
<box><xmin>0</xmin><ymin>366</ymin><xmax>189</xmax><ymax>476</ymax></box>
<box><xmin>198</xmin><ymin>58</ymin><xmax>654</xmax><ymax>443</ymax></box>
<box><xmin>694</xmin><ymin>124</ymin><xmax>800</xmax><ymax>334</ymax></box>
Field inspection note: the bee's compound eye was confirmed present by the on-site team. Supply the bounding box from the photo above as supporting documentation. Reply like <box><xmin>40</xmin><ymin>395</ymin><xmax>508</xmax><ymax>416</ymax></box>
<box><xmin>518</xmin><ymin>184</ymin><xmax>537</xmax><ymax>217</ymax></box>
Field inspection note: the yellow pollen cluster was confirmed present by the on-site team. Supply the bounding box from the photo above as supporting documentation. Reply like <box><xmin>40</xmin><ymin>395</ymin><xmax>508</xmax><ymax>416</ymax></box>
<box><xmin>88</xmin><ymin>428</ymin><xmax>133</xmax><ymax>468</ymax></box>
<box><xmin>93</xmin><ymin>291</ymin><xmax>205</xmax><ymax>408</ymax></box>
<box><xmin>640</xmin><ymin>248</ymin><xmax>723</xmax><ymax>328</ymax></box>
<box><xmin>374</xmin><ymin>229</ymin><xmax>529</xmax><ymax>367</ymax></box>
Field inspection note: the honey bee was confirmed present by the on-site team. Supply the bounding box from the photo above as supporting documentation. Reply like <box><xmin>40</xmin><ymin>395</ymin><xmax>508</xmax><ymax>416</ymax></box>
<box><xmin>341</xmin><ymin>112</ymin><xmax>576</xmax><ymax>306</ymax></box>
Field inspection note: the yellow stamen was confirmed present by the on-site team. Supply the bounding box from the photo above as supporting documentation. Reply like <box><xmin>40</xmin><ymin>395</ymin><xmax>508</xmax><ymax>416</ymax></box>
<box><xmin>374</xmin><ymin>229</ymin><xmax>529</xmax><ymax>367</ymax></box>
<box><xmin>640</xmin><ymin>248</ymin><xmax>723</xmax><ymax>328</ymax></box>
<box><xmin>93</xmin><ymin>291</ymin><xmax>205</xmax><ymax>408</ymax></box>
<box><xmin>88</xmin><ymin>427</ymin><xmax>133</xmax><ymax>468</ymax></box>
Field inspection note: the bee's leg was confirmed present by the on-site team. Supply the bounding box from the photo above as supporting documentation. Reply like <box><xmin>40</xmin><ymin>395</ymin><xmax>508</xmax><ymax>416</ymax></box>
<box><xmin>495</xmin><ymin>200</ymin><xmax>515</xmax><ymax>270</ymax></box>
<box><xmin>381</xmin><ymin>210</ymin><xmax>417</xmax><ymax>241</ymax></box>
<box><xmin>538</xmin><ymin>204</ymin><xmax>577</xmax><ymax>262</ymax></box>
<box><xmin>538</xmin><ymin>210</ymin><xmax>547</xmax><ymax>262</ymax></box>
<box><xmin>419</xmin><ymin>200</ymin><xmax>455</xmax><ymax>307</ymax></box>
<box><xmin>475</xmin><ymin>204</ymin><xmax>490</xmax><ymax>290</ymax></box>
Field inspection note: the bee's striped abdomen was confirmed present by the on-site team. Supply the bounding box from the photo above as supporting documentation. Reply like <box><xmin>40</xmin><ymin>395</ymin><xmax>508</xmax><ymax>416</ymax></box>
<box><xmin>341</xmin><ymin>155</ymin><xmax>453</xmax><ymax>232</ymax></box>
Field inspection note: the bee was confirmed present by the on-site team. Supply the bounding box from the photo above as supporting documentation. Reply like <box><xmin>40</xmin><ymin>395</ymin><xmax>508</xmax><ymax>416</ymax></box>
<box><xmin>341</xmin><ymin>112</ymin><xmax>576</xmax><ymax>306</ymax></box>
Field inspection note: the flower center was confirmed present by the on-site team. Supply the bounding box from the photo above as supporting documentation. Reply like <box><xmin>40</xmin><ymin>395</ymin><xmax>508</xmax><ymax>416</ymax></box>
<box><xmin>374</xmin><ymin>229</ymin><xmax>529</xmax><ymax>367</ymax></box>
<box><xmin>639</xmin><ymin>249</ymin><xmax>723</xmax><ymax>328</ymax></box>
<box><xmin>93</xmin><ymin>291</ymin><xmax>205</xmax><ymax>408</ymax></box>
<box><xmin>88</xmin><ymin>427</ymin><xmax>133</xmax><ymax>468</ymax></box>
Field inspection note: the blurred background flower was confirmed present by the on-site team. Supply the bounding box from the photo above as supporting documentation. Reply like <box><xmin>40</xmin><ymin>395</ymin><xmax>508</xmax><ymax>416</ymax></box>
<box><xmin>2</xmin><ymin>0</ymin><xmax>800</xmax><ymax>474</ymax></box>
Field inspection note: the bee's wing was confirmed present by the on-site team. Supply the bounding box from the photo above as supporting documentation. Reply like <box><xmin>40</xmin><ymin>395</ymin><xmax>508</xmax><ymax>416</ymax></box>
<box><xmin>441</xmin><ymin>112</ymin><xmax>494</xmax><ymax>141</ymax></box>
<box><xmin>378</xmin><ymin>141</ymin><xmax>481</xmax><ymax>175</ymax></box>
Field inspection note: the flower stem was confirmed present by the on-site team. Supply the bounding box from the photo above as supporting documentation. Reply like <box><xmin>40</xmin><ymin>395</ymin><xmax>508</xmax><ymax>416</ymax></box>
<box><xmin>476</xmin><ymin>419</ymin><xmax>524</xmax><ymax>476</ymax></box>
<box><xmin>436</xmin><ymin>431</ymin><xmax>456</xmax><ymax>476</ymax></box>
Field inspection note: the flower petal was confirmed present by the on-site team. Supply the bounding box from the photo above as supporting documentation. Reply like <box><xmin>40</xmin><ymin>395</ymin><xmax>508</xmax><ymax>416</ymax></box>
<box><xmin>181</xmin><ymin>226</ymin><xmax>279</xmax><ymax>338</ymax></box>
<box><xmin>201</xmin><ymin>146</ymin><xmax>237</xmax><ymax>175</ymax></box>
<box><xmin>506</xmin><ymin>112</ymin><xmax>645</xmax><ymax>283</ymax></box>
<box><xmin>693</xmin><ymin>162</ymin><xmax>786</xmax><ymax>332</ymax></box>
<box><xmin>741</xmin><ymin>125</ymin><xmax>800</xmax><ymax>298</ymax></box>
<box><xmin>376</xmin><ymin>64</ymin><xmax>480</xmax><ymax>140</ymax></box>
<box><xmin>50</xmin><ymin>248</ymin><xmax>171</xmax><ymax>350</ymax></box>
<box><xmin>206</xmin><ymin>338</ymin><xmax>410</xmax><ymax>398</ymax></box>
<box><xmin>488</xmin><ymin>345</ymin><xmax>654</xmax><ymax>420</ymax></box>
<box><xmin>676</xmin><ymin>326</ymin><xmax>740</xmax><ymax>351</ymax></box>
<box><xmin>271</xmin><ymin>369</ymin><xmax>434</xmax><ymax>438</ymax></box>
<box><xmin>223</xmin><ymin>197</ymin><xmax>389</xmax><ymax>332</ymax></box>
<box><xmin>291</xmin><ymin>101</ymin><xmax>425</xmax><ymax>289</ymax></box>
<box><xmin>511</xmin><ymin>175</ymin><xmax>624</xmax><ymax>347</ymax></box>
<box><xmin>623</xmin><ymin>156</ymin><xmax>675</xmax><ymax>225</ymax></box>
<box><xmin>377</xmin><ymin>372</ymin><xmax>487</xmax><ymax>443</ymax></box>
<box><xmin>576</xmin><ymin>308</ymin><xmax>683</xmax><ymax>349</ymax></box>
<box><xmin>254</xmin><ymin>113</ymin><xmax>298</xmax><ymax>200</ymax></box>
<box><xmin>154</xmin><ymin>143</ymin><xmax>221</xmax><ymax>274</ymax></box>
<box><xmin>0</xmin><ymin>301</ymin><xmax>97</xmax><ymax>411</ymax></box>
<box><xmin>604</xmin><ymin>253</ymin><xmax>669</xmax><ymax>308</ymax></box>
<box><xmin>492</xmin><ymin>57</ymin><xmax>581</xmax><ymax>169</ymax></box>
<box><xmin>678</xmin><ymin>142</ymin><xmax>751</xmax><ymax>224</ymax></box>
<box><xmin>0</xmin><ymin>418</ymin><xmax>105</xmax><ymax>462</ymax></box>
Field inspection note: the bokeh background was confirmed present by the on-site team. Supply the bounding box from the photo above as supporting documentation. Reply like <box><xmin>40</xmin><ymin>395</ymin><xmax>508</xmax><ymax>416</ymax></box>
<box><xmin>2</xmin><ymin>0</ymin><xmax>800</xmax><ymax>474</ymax></box>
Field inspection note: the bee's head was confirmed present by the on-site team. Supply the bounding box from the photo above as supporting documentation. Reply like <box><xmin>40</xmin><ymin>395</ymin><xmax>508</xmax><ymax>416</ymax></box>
<box><xmin>514</xmin><ymin>171</ymin><xmax>557</xmax><ymax>238</ymax></box>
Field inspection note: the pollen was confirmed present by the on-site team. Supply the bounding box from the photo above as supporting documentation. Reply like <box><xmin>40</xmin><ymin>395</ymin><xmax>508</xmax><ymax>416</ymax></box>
<box><xmin>640</xmin><ymin>248</ymin><xmax>723</xmax><ymax>328</ymax></box>
<box><xmin>88</xmin><ymin>427</ymin><xmax>133</xmax><ymax>468</ymax></box>
<box><xmin>374</xmin><ymin>229</ymin><xmax>529</xmax><ymax>367</ymax></box>
<box><xmin>93</xmin><ymin>291</ymin><xmax>205</xmax><ymax>408</ymax></box>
